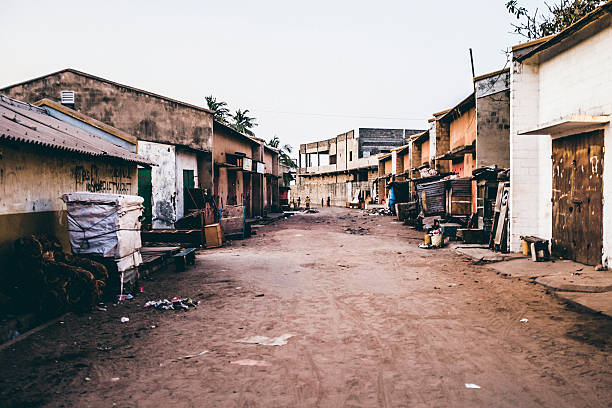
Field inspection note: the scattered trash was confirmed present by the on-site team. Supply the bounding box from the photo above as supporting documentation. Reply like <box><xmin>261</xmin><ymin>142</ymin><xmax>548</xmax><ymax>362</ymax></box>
<box><xmin>151</xmin><ymin>325</ymin><xmax>156</xmax><ymax>329</ymax></box>
<box><xmin>111</xmin><ymin>377</ymin><xmax>120</xmax><ymax>382</ymax></box>
<box><xmin>117</xmin><ymin>294</ymin><xmax>134</xmax><ymax>302</ymax></box>
<box><xmin>294</xmin><ymin>234</ymin><xmax>303</xmax><ymax>237</ymax></box>
<box><xmin>236</xmin><ymin>287</ymin><xmax>242</xmax><ymax>290</ymax></box>
<box><xmin>97</xmin><ymin>346</ymin><xmax>113</xmax><ymax>352</ymax></box>
<box><xmin>237</xmin><ymin>334</ymin><xmax>293</xmax><ymax>346</ymax></box>
<box><xmin>230</xmin><ymin>359</ymin><xmax>271</xmax><ymax>367</ymax></box>
<box><xmin>344</xmin><ymin>227</ymin><xmax>369</xmax><ymax>235</ymax></box>
<box><xmin>366</xmin><ymin>208</ymin><xmax>393</xmax><ymax>216</ymax></box>
<box><xmin>520</xmin><ymin>318</ymin><xmax>529</xmax><ymax>323</ymax></box>
<box><xmin>254</xmin><ymin>294</ymin><xmax>265</xmax><ymax>298</ymax></box>
<box><xmin>181</xmin><ymin>350</ymin><xmax>209</xmax><ymax>360</ymax></box>
<box><xmin>120</xmin><ymin>317</ymin><xmax>130</xmax><ymax>323</ymax></box>
<box><xmin>144</xmin><ymin>297</ymin><xmax>200</xmax><ymax>311</ymax></box>
<box><xmin>465</xmin><ymin>383</ymin><xmax>481</xmax><ymax>389</ymax></box>
<box><xmin>139</xmin><ymin>286</ymin><xmax>144</xmax><ymax>293</ymax></box>
<box><xmin>95</xmin><ymin>303</ymin><xmax>108</xmax><ymax>312</ymax></box>
<box><xmin>84</xmin><ymin>377</ymin><xmax>91</xmax><ymax>382</ymax></box>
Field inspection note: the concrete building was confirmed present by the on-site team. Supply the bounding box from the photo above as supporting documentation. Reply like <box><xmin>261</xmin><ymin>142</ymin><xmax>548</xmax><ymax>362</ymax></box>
<box><xmin>0</xmin><ymin>94</ymin><xmax>150</xmax><ymax>266</ymax></box>
<box><xmin>212</xmin><ymin>120</ymin><xmax>265</xmax><ymax>217</ymax></box>
<box><xmin>294</xmin><ymin>128</ymin><xmax>423</xmax><ymax>206</ymax></box>
<box><xmin>263</xmin><ymin>145</ymin><xmax>280</xmax><ymax>212</ymax></box>
<box><xmin>1</xmin><ymin>69</ymin><xmax>214</xmax><ymax>229</ymax></box>
<box><xmin>509</xmin><ymin>1</ymin><xmax>612</xmax><ymax>266</ymax></box>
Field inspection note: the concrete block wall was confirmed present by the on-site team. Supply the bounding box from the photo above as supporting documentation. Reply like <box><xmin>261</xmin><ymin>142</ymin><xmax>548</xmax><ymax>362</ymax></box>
<box><xmin>476</xmin><ymin>90</ymin><xmax>511</xmax><ymax>169</ymax></box>
<box><xmin>509</xmin><ymin>59</ymin><xmax>549</xmax><ymax>252</ymax></box>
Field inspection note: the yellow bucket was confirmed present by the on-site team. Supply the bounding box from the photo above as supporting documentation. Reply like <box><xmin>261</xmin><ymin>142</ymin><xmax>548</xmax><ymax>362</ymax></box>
<box><xmin>424</xmin><ymin>234</ymin><xmax>432</xmax><ymax>245</ymax></box>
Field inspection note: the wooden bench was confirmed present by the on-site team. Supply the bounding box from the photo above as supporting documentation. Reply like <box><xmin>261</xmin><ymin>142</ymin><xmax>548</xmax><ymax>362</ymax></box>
<box><xmin>173</xmin><ymin>248</ymin><xmax>197</xmax><ymax>272</ymax></box>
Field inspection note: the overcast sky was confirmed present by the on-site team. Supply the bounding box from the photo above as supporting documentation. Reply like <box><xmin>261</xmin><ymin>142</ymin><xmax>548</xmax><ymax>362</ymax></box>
<box><xmin>1</xmin><ymin>0</ymin><xmax>542</xmax><ymax>155</ymax></box>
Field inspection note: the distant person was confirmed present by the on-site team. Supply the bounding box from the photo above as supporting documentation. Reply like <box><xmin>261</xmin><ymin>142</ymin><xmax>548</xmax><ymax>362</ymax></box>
<box><xmin>305</xmin><ymin>195</ymin><xmax>311</xmax><ymax>210</ymax></box>
<box><xmin>297</xmin><ymin>197</ymin><xmax>301</xmax><ymax>209</ymax></box>
<box><xmin>321</xmin><ymin>198</ymin><xmax>324</xmax><ymax>207</ymax></box>
<box><xmin>327</xmin><ymin>196</ymin><xmax>330</xmax><ymax>207</ymax></box>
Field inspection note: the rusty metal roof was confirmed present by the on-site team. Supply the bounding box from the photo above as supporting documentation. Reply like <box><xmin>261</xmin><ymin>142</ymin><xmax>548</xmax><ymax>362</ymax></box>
<box><xmin>0</xmin><ymin>94</ymin><xmax>153</xmax><ymax>166</ymax></box>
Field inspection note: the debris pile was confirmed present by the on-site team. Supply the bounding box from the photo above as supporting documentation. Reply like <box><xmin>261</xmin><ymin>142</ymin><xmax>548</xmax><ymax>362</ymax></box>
<box><xmin>144</xmin><ymin>297</ymin><xmax>200</xmax><ymax>311</ymax></box>
<box><xmin>419</xmin><ymin>228</ymin><xmax>444</xmax><ymax>249</ymax></box>
<box><xmin>366</xmin><ymin>207</ymin><xmax>393</xmax><ymax>216</ymax></box>
<box><xmin>344</xmin><ymin>227</ymin><xmax>370</xmax><ymax>235</ymax></box>
<box><xmin>12</xmin><ymin>234</ymin><xmax>109</xmax><ymax>317</ymax></box>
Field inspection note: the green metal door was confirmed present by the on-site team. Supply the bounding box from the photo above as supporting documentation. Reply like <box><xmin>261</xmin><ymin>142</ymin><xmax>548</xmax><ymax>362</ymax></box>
<box><xmin>183</xmin><ymin>169</ymin><xmax>195</xmax><ymax>212</ymax></box>
<box><xmin>138</xmin><ymin>168</ymin><xmax>152</xmax><ymax>229</ymax></box>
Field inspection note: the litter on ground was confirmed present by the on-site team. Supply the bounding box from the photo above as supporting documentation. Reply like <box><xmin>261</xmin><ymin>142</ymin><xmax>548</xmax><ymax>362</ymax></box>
<box><xmin>230</xmin><ymin>359</ymin><xmax>271</xmax><ymax>367</ymax></box>
<box><xmin>520</xmin><ymin>318</ymin><xmax>529</xmax><ymax>323</ymax></box>
<box><xmin>144</xmin><ymin>298</ymin><xmax>200</xmax><ymax>311</ymax></box>
<box><xmin>237</xmin><ymin>334</ymin><xmax>294</xmax><ymax>346</ymax></box>
<box><xmin>181</xmin><ymin>350</ymin><xmax>209</xmax><ymax>360</ymax></box>
<box><xmin>465</xmin><ymin>383</ymin><xmax>481</xmax><ymax>389</ymax></box>
<box><xmin>120</xmin><ymin>317</ymin><xmax>129</xmax><ymax>323</ymax></box>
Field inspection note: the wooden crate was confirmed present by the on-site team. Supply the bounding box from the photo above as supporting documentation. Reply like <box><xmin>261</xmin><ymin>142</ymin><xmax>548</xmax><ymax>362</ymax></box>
<box><xmin>205</xmin><ymin>224</ymin><xmax>223</xmax><ymax>248</ymax></box>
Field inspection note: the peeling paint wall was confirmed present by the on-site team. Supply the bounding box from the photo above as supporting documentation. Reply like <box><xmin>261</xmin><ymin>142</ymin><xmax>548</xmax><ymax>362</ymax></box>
<box><xmin>138</xmin><ymin>141</ymin><xmax>176</xmax><ymax>229</ymax></box>
<box><xmin>0</xmin><ymin>141</ymin><xmax>137</xmax><ymax>266</ymax></box>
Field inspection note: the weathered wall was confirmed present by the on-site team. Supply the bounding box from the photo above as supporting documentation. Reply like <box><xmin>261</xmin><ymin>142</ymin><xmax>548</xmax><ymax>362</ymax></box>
<box><xmin>476</xmin><ymin>90</ymin><xmax>511</xmax><ymax>169</ymax></box>
<box><xmin>2</xmin><ymin>70</ymin><xmax>213</xmax><ymax>152</ymax></box>
<box><xmin>421</xmin><ymin>140</ymin><xmax>430</xmax><ymax>165</ymax></box>
<box><xmin>138</xmin><ymin>141</ymin><xmax>176</xmax><ymax>229</ymax></box>
<box><xmin>213</xmin><ymin>125</ymin><xmax>257</xmax><ymax>164</ymax></box>
<box><xmin>0</xmin><ymin>141</ymin><xmax>137</xmax><ymax>266</ymax></box>
<box><xmin>449</xmin><ymin>106</ymin><xmax>476</xmax><ymax>150</ymax></box>
<box><xmin>292</xmin><ymin>171</ymin><xmax>376</xmax><ymax>207</ymax></box>
<box><xmin>358</xmin><ymin>128</ymin><xmax>420</xmax><ymax>157</ymax></box>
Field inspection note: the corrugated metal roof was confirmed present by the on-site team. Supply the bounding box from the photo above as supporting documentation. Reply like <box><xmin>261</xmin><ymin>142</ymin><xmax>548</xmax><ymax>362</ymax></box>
<box><xmin>0</xmin><ymin>94</ymin><xmax>153</xmax><ymax>166</ymax></box>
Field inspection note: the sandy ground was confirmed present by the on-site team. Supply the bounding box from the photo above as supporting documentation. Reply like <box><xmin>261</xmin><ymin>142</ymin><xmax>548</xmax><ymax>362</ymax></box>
<box><xmin>0</xmin><ymin>207</ymin><xmax>611</xmax><ymax>407</ymax></box>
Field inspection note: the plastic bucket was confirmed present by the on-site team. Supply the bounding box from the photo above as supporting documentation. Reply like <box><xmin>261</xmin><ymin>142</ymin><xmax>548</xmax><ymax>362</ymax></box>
<box><xmin>424</xmin><ymin>234</ymin><xmax>432</xmax><ymax>245</ymax></box>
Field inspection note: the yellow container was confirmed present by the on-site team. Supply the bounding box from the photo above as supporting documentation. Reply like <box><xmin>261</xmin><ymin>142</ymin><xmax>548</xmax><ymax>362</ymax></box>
<box><xmin>521</xmin><ymin>240</ymin><xmax>530</xmax><ymax>256</ymax></box>
<box><xmin>424</xmin><ymin>234</ymin><xmax>432</xmax><ymax>245</ymax></box>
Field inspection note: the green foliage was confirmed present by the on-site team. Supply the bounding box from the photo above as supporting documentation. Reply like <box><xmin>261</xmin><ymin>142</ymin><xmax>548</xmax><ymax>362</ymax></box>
<box><xmin>231</xmin><ymin>109</ymin><xmax>257</xmax><ymax>136</ymax></box>
<box><xmin>205</xmin><ymin>95</ymin><xmax>230</xmax><ymax>124</ymax></box>
<box><xmin>506</xmin><ymin>0</ymin><xmax>606</xmax><ymax>39</ymax></box>
<box><xmin>267</xmin><ymin>136</ymin><xmax>297</xmax><ymax>169</ymax></box>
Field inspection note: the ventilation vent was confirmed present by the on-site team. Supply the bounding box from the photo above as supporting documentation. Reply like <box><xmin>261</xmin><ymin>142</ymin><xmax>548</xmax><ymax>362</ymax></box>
<box><xmin>61</xmin><ymin>90</ymin><xmax>75</xmax><ymax>105</ymax></box>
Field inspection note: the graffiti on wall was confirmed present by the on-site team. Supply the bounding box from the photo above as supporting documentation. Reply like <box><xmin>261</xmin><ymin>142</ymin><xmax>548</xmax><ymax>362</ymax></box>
<box><xmin>73</xmin><ymin>165</ymin><xmax>133</xmax><ymax>194</ymax></box>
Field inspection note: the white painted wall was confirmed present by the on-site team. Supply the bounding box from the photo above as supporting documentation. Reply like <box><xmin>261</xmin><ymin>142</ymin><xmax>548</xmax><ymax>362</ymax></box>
<box><xmin>138</xmin><ymin>141</ymin><xmax>176</xmax><ymax>229</ymax></box>
<box><xmin>510</xmin><ymin>21</ymin><xmax>612</xmax><ymax>265</ymax></box>
<box><xmin>175</xmin><ymin>149</ymin><xmax>199</xmax><ymax>220</ymax></box>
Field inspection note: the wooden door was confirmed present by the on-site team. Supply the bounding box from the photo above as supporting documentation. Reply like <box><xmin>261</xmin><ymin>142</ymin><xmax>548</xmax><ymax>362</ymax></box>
<box><xmin>552</xmin><ymin>130</ymin><xmax>604</xmax><ymax>265</ymax></box>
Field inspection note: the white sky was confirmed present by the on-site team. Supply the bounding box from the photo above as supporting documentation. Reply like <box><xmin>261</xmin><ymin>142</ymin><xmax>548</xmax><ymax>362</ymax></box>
<box><xmin>1</xmin><ymin>0</ymin><xmax>542</xmax><ymax>156</ymax></box>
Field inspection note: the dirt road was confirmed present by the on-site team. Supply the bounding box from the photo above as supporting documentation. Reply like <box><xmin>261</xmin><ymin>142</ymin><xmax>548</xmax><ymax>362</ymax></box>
<box><xmin>1</xmin><ymin>207</ymin><xmax>610</xmax><ymax>407</ymax></box>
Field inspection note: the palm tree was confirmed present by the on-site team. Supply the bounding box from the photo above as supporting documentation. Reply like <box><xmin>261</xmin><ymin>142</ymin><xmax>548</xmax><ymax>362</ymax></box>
<box><xmin>231</xmin><ymin>109</ymin><xmax>257</xmax><ymax>136</ymax></box>
<box><xmin>205</xmin><ymin>95</ymin><xmax>230</xmax><ymax>123</ymax></box>
<box><xmin>267</xmin><ymin>136</ymin><xmax>296</xmax><ymax>169</ymax></box>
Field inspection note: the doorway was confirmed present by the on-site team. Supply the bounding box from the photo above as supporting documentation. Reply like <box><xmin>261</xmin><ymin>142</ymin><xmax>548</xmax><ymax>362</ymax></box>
<box><xmin>552</xmin><ymin>130</ymin><xmax>604</xmax><ymax>265</ymax></box>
